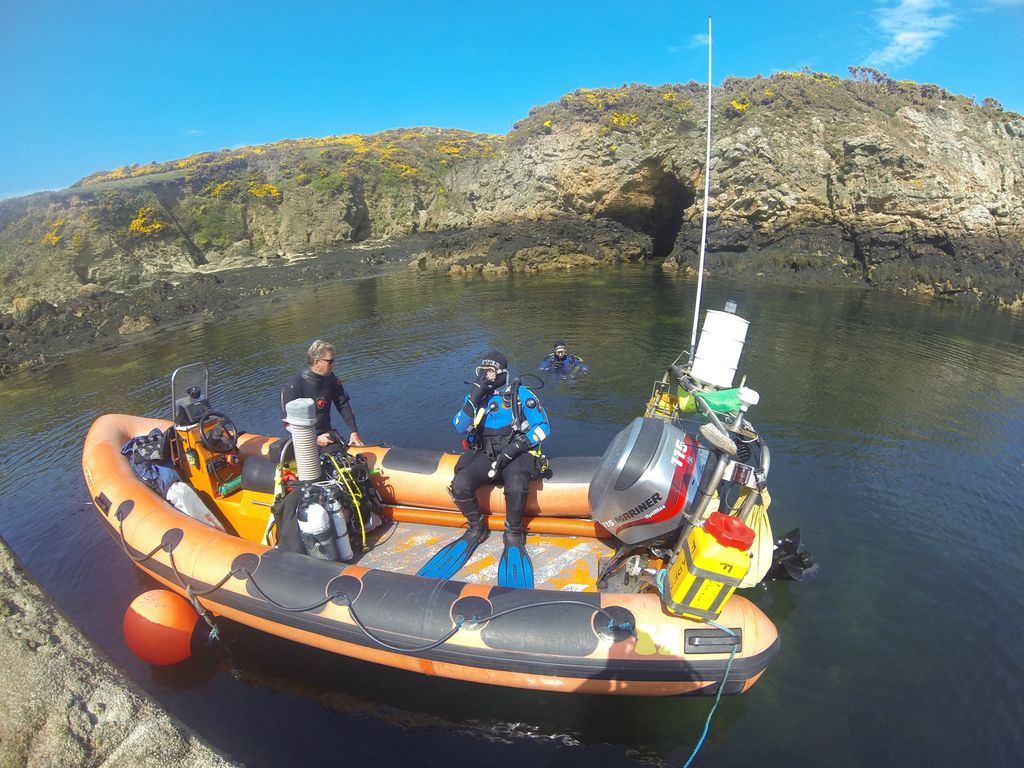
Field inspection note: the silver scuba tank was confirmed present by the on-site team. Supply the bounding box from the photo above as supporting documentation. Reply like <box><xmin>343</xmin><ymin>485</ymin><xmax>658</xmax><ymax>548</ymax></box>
<box><xmin>326</xmin><ymin>492</ymin><xmax>354</xmax><ymax>562</ymax></box>
<box><xmin>588</xmin><ymin>417</ymin><xmax>711</xmax><ymax>544</ymax></box>
<box><xmin>297</xmin><ymin>497</ymin><xmax>337</xmax><ymax>560</ymax></box>
<box><xmin>297</xmin><ymin>486</ymin><xmax>354</xmax><ymax>562</ymax></box>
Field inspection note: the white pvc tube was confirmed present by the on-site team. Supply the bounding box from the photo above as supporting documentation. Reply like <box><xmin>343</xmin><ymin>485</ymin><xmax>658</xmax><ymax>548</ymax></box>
<box><xmin>284</xmin><ymin>398</ymin><xmax>322</xmax><ymax>481</ymax></box>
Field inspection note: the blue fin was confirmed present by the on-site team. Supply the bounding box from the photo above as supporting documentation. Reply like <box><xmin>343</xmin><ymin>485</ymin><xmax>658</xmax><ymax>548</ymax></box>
<box><xmin>498</xmin><ymin>534</ymin><xmax>534</xmax><ymax>589</ymax></box>
<box><xmin>416</xmin><ymin>526</ymin><xmax>487</xmax><ymax>580</ymax></box>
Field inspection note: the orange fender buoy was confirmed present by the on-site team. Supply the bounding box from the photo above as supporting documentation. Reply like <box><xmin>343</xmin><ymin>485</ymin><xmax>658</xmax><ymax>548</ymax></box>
<box><xmin>123</xmin><ymin>590</ymin><xmax>199</xmax><ymax>665</ymax></box>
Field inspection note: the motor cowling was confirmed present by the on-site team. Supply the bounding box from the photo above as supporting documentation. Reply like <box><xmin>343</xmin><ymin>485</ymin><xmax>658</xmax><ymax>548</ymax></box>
<box><xmin>589</xmin><ymin>417</ymin><xmax>711</xmax><ymax>545</ymax></box>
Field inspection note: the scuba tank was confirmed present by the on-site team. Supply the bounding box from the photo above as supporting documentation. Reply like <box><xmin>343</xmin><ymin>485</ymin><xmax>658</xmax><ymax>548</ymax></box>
<box><xmin>296</xmin><ymin>486</ymin><xmax>353</xmax><ymax>562</ymax></box>
<box><xmin>325</xmin><ymin>488</ymin><xmax>354</xmax><ymax>562</ymax></box>
<box><xmin>286</xmin><ymin>398</ymin><xmax>354</xmax><ymax>561</ymax></box>
<box><xmin>296</xmin><ymin>493</ymin><xmax>336</xmax><ymax>561</ymax></box>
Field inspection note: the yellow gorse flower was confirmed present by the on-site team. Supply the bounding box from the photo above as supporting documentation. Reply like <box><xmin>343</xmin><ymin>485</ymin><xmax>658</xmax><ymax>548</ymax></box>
<box><xmin>42</xmin><ymin>217</ymin><xmax>65</xmax><ymax>246</ymax></box>
<box><xmin>128</xmin><ymin>207</ymin><xmax>163</xmax><ymax>235</ymax></box>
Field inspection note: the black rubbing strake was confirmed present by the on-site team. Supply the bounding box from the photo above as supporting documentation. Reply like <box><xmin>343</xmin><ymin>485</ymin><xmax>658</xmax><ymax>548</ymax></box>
<box><xmin>545</xmin><ymin>456</ymin><xmax>602</xmax><ymax>485</ymax></box>
<box><xmin>380</xmin><ymin>447</ymin><xmax>447</xmax><ymax>475</ymax></box>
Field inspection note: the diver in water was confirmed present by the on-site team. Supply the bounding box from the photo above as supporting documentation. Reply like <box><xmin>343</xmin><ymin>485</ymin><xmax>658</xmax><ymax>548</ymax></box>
<box><xmin>417</xmin><ymin>351</ymin><xmax>550</xmax><ymax>588</ymax></box>
<box><xmin>539</xmin><ymin>340</ymin><xmax>588</xmax><ymax>378</ymax></box>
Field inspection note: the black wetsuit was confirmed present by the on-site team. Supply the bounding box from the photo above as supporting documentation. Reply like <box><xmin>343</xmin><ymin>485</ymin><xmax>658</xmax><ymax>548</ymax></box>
<box><xmin>539</xmin><ymin>353</ymin><xmax>588</xmax><ymax>375</ymax></box>
<box><xmin>280</xmin><ymin>369</ymin><xmax>358</xmax><ymax>437</ymax></box>
<box><xmin>451</xmin><ymin>450</ymin><xmax>536</xmax><ymax>528</ymax></box>
<box><xmin>451</xmin><ymin>385</ymin><xmax>549</xmax><ymax>529</ymax></box>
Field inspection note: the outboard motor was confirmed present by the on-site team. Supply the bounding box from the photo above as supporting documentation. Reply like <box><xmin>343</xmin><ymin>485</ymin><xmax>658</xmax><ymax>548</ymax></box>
<box><xmin>589</xmin><ymin>417</ymin><xmax>711</xmax><ymax>544</ymax></box>
<box><xmin>590</xmin><ymin>416</ymin><xmax>758</xmax><ymax>621</ymax></box>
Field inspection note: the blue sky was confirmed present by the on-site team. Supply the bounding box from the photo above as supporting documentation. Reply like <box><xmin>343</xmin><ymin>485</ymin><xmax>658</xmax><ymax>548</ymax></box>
<box><xmin>1</xmin><ymin>0</ymin><xmax>1021</xmax><ymax>200</ymax></box>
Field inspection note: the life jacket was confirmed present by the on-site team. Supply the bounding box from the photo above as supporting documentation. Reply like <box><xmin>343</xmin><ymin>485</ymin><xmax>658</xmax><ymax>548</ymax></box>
<box><xmin>453</xmin><ymin>383</ymin><xmax>550</xmax><ymax>458</ymax></box>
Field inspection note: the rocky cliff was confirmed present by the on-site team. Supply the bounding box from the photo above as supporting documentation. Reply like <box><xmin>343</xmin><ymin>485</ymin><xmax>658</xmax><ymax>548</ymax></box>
<box><xmin>0</xmin><ymin>537</ymin><xmax>235</xmax><ymax>767</ymax></box>
<box><xmin>1</xmin><ymin>71</ymin><xmax>1022</xmax><ymax>318</ymax></box>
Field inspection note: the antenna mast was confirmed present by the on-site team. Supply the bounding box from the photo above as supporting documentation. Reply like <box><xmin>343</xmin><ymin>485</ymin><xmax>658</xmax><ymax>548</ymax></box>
<box><xmin>688</xmin><ymin>15</ymin><xmax>713</xmax><ymax>359</ymax></box>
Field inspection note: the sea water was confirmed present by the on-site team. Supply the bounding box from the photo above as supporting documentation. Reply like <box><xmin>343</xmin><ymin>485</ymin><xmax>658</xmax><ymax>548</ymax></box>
<box><xmin>1</xmin><ymin>265</ymin><xmax>1023</xmax><ymax>767</ymax></box>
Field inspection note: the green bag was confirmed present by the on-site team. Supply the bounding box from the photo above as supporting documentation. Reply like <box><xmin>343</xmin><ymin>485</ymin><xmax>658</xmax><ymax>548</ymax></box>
<box><xmin>677</xmin><ymin>387</ymin><xmax>742</xmax><ymax>414</ymax></box>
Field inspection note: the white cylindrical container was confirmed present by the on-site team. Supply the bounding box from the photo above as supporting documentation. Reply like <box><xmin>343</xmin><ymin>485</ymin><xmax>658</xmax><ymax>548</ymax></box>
<box><xmin>285</xmin><ymin>398</ymin><xmax>322</xmax><ymax>481</ymax></box>
<box><xmin>690</xmin><ymin>309</ymin><xmax>750</xmax><ymax>389</ymax></box>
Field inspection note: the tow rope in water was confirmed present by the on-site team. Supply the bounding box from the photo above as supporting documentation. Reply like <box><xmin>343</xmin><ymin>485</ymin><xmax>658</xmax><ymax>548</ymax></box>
<box><xmin>682</xmin><ymin>619</ymin><xmax>738</xmax><ymax>767</ymax></box>
<box><xmin>655</xmin><ymin>568</ymin><xmax>738</xmax><ymax>767</ymax></box>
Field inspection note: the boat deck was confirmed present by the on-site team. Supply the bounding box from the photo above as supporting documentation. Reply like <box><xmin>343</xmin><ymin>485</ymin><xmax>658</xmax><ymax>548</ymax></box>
<box><xmin>353</xmin><ymin>519</ymin><xmax>615</xmax><ymax>592</ymax></box>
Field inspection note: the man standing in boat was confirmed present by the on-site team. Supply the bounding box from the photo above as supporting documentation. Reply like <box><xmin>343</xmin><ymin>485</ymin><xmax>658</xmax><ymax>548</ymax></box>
<box><xmin>280</xmin><ymin>339</ymin><xmax>364</xmax><ymax>447</ymax></box>
<box><xmin>417</xmin><ymin>351</ymin><xmax>549</xmax><ymax>588</ymax></box>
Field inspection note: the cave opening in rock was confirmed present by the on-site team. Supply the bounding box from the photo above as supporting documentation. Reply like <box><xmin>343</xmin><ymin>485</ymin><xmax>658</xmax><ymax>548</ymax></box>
<box><xmin>648</xmin><ymin>173</ymin><xmax>694</xmax><ymax>259</ymax></box>
<box><xmin>599</xmin><ymin>166</ymin><xmax>695</xmax><ymax>259</ymax></box>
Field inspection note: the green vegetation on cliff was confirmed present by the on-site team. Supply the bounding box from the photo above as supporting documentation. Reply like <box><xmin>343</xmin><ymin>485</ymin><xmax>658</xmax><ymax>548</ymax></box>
<box><xmin>0</xmin><ymin>71</ymin><xmax>1021</xmax><ymax>312</ymax></box>
<box><xmin>0</xmin><ymin>127</ymin><xmax>504</xmax><ymax>303</ymax></box>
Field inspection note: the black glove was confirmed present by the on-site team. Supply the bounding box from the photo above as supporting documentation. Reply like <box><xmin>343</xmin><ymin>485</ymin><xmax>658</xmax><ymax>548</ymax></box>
<box><xmin>488</xmin><ymin>434</ymin><xmax>532</xmax><ymax>479</ymax></box>
<box><xmin>469</xmin><ymin>370</ymin><xmax>496</xmax><ymax>410</ymax></box>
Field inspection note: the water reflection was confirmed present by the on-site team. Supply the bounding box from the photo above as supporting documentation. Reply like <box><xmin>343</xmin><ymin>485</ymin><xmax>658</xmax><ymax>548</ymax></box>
<box><xmin>2</xmin><ymin>267</ymin><xmax>1024</xmax><ymax>766</ymax></box>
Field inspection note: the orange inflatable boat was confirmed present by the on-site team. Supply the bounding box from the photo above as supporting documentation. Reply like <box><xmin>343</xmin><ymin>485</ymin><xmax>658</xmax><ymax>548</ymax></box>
<box><xmin>82</xmin><ymin>366</ymin><xmax>780</xmax><ymax>697</ymax></box>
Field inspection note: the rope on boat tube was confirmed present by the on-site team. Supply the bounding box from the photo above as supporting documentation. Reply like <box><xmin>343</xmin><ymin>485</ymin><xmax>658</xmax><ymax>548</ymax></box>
<box><xmin>244</xmin><ymin>569</ymin><xmax>634</xmax><ymax>654</ymax></box>
<box><xmin>466</xmin><ymin>599</ymin><xmax>636</xmax><ymax>639</ymax></box>
<box><xmin>238</xmin><ymin>559</ymin><xmax>637</xmax><ymax>652</ymax></box>
<box><xmin>116</xmin><ymin>518</ymin><xmax>638</xmax><ymax>656</ymax></box>
<box><xmin>329</xmin><ymin>594</ymin><xmax>634</xmax><ymax>653</ymax></box>
<box><xmin>237</xmin><ymin>569</ymin><xmax>339</xmax><ymax>613</ymax></box>
<box><xmin>116</xmin><ymin>519</ymin><xmax>226</xmax><ymax>640</ymax></box>
<box><xmin>335</xmin><ymin>592</ymin><xmax>465</xmax><ymax>653</ymax></box>
<box><xmin>235</xmin><ymin>569</ymin><xmax>464</xmax><ymax>652</ymax></box>
<box><xmin>116</xmin><ymin>517</ymin><xmax>164</xmax><ymax>563</ymax></box>
<box><xmin>185</xmin><ymin>584</ymin><xmax>220</xmax><ymax>641</ymax></box>
<box><xmin>655</xmin><ymin>569</ymin><xmax>739</xmax><ymax>768</ymax></box>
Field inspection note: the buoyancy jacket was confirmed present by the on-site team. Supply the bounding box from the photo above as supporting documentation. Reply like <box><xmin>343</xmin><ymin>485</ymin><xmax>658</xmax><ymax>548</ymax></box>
<box><xmin>453</xmin><ymin>383</ymin><xmax>549</xmax><ymax>455</ymax></box>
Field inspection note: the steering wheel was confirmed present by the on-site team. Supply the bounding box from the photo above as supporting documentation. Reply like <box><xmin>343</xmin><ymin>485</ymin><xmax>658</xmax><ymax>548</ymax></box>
<box><xmin>198</xmin><ymin>411</ymin><xmax>239</xmax><ymax>454</ymax></box>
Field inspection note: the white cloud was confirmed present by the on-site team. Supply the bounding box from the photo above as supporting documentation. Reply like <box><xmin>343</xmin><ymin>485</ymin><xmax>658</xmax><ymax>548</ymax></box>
<box><xmin>185</xmin><ymin>128</ymin><xmax>204</xmax><ymax>136</ymax></box>
<box><xmin>689</xmin><ymin>33</ymin><xmax>709</xmax><ymax>49</ymax></box>
<box><xmin>667</xmin><ymin>33</ymin><xmax>708</xmax><ymax>55</ymax></box>
<box><xmin>864</xmin><ymin>0</ymin><xmax>956</xmax><ymax>69</ymax></box>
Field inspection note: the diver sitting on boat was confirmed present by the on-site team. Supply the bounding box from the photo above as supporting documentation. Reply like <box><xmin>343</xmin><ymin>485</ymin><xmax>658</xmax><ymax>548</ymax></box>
<box><xmin>417</xmin><ymin>351</ymin><xmax>550</xmax><ymax>588</ymax></box>
<box><xmin>280</xmin><ymin>339</ymin><xmax>365</xmax><ymax>447</ymax></box>
<box><xmin>538</xmin><ymin>340</ymin><xmax>588</xmax><ymax>378</ymax></box>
